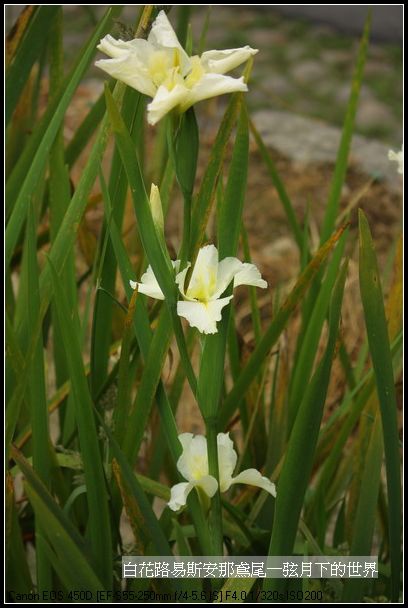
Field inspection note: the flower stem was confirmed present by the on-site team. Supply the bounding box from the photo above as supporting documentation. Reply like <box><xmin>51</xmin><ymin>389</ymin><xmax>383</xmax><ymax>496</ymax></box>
<box><xmin>188</xmin><ymin>492</ymin><xmax>213</xmax><ymax>555</ymax></box>
<box><xmin>179</xmin><ymin>190</ymin><xmax>191</xmax><ymax>267</ymax></box>
<box><xmin>206</xmin><ymin>418</ymin><xmax>224</xmax><ymax>555</ymax></box>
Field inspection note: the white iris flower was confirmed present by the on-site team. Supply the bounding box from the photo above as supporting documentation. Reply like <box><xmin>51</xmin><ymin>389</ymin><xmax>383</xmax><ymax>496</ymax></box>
<box><xmin>130</xmin><ymin>244</ymin><xmax>267</xmax><ymax>334</ymax></box>
<box><xmin>388</xmin><ymin>145</ymin><xmax>403</xmax><ymax>174</ymax></box>
<box><xmin>96</xmin><ymin>11</ymin><xmax>258</xmax><ymax>125</ymax></box>
<box><xmin>168</xmin><ymin>432</ymin><xmax>277</xmax><ymax>511</ymax></box>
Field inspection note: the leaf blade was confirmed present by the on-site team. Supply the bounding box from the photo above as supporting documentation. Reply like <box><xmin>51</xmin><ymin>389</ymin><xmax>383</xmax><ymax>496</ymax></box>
<box><xmin>358</xmin><ymin>210</ymin><xmax>401</xmax><ymax>601</ymax></box>
<box><xmin>47</xmin><ymin>257</ymin><xmax>113</xmax><ymax>586</ymax></box>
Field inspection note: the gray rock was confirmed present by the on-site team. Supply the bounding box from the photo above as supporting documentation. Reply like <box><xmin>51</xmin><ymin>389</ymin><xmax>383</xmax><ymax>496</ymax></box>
<box><xmin>252</xmin><ymin>109</ymin><xmax>402</xmax><ymax>192</ymax></box>
<box><xmin>356</xmin><ymin>99</ymin><xmax>394</xmax><ymax>130</ymax></box>
<box><xmin>269</xmin><ymin>6</ymin><xmax>403</xmax><ymax>43</ymax></box>
<box><xmin>291</xmin><ymin>60</ymin><xmax>327</xmax><ymax>84</ymax></box>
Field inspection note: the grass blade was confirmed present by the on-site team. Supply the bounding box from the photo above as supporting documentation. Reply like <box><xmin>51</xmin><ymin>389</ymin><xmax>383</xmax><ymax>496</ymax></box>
<box><xmin>199</xmin><ymin>101</ymin><xmax>250</xmax><ymax>421</ymax></box>
<box><xmin>308</xmin><ymin>331</ymin><xmax>402</xmax><ymax>535</ymax></box>
<box><xmin>341</xmin><ymin>415</ymin><xmax>383</xmax><ymax>602</ymax></box>
<box><xmin>320</xmin><ymin>12</ymin><xmax>370</xmax><ymax>243</ymax></box>
<box><xmin>358</xmin><ymin>210</ymin><xmax>401</xmax><ymax>601</ymax></box>
<box><xmin>26</xmin><ymin>203</ymin><xmax>52</xmax><ymax>591</ymax></box>
<box><xmin>65</xmin><ymin>88</ymin><xmax>111</xmax><ymax>168</ymax></box>
<box><xmin>121</xmin><ymin>307</ymin><xmax>172</xmax><ymax>466</ymax></box>
<box><xmin>190</xmin><ymin>93</ymin><xmax>242</xmax><ymax>259</ymax></box>
<box><xmin>5</xmin><ymin>310</ymin><xmax>46</xmax><ymax>458</ymax></box>
<box><xmin>95</xmin><ymin>414</ymin><xmax>172</xmax><ymax>556</ymax></box>
<box><xmin>104</xmin><ymin>84</ymin><xmax>197</xmax><ymax>394</ymax></box>
<box><xmin>48</xmin><ymin>8</ymin><xmax>79</xmax><ymax>448</ymax></box>
<box><xmin>263</xmin><ymin>260</ymin><xmax>348</xmax><ymax>593</ymax></box>
<box><xmin>90</xmin><ymin>88</ymin><xmax>144</xmax><ymax>398</ymax></box>
<box><xmin>218</xmin><ymin>103</ymin><xmax>249</xmax><ymax>259</ymax></box>
<box><xmin>249</xmin><ymin>118</ymin><xmax>303</xmax><ymax>251</ymax></box>
<box><xmin>5</xmin><ymin>7</ymin><xmax>120</xmax><ymax>245</ymax></box>
<box><xmin>112</xmin><ymin>459</ymin><xmax>173</xmax><ymax>562</ymax></box>
<box><xmin>113</xmin><ymin>289</ymin><xmax>139</xmax><ymax>445</ymax></box>
<box><xmin>20</xmin><ymin>10</ymin><xmax>156</xmax><ymax>395</ymax></box>
<box><xmin>6</xmin><ymin>7</ymin><xmax>122</xmax><ymax>252</ymax></box>
<box><xmin>220</xmin><ymin>224</ymin><xmax>348</xmax><ymax>428</ymax></box>
<box><xmin>47</xmin><ymin>258</ymin><xmax>112</xmax><ymax>586</ymax></box>
<box><xmin>11</xmin><ymin>447</ymin><xmax>105</xmax><ymax>593</ymax></box>
<box><xmin>173</xmin><ymin>107</ymin><xmax>199</xmax><ymax>263</ymax></box>
<box><xmin>199</xmin><ymin>102</ymin><xmax>249</xmax><ymax>553</ymax></box>
<box><xmin>6</xmin><ymin>6</ymin><xmax>59</xmax><ymax>125</ymax></box>
<box><xmin>5</xmin><ymin>473</ymin><xmax>33</xmax><ymax>596</ymax></box>
<box><xmin>101</xmin><ymin>186</ymin><xmax>211</xmax><ymax>553</ymax></box>
<box><xmin>288</xmin><ymin>228</ymin><xmax>348</xmax><ymax>427</ymax></box>
<box><xmin>104</xmin><ymin>85</ymin><xmax>174</xmax><ymax>297</ymax></box>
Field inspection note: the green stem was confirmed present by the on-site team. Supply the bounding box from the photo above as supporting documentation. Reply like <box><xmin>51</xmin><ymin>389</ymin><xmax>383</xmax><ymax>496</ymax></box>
<box><xmin>179</xmin><ymin>190</ymin><xmax>192</xmax><ymax>267</ymax></box>
<box><xmin>187</xmin><ymin>492</ymin><xmax>213</xmax><ymax>556</ymax></box>
<box><xmin>206</xmin><ymin>418</ymin><xmax>223</xmax><ymax>555</ymax></box>
<box><xmin>171</xmin><ymin>308</ymin><xmax>197</xmax><ymax>395</ymax></box>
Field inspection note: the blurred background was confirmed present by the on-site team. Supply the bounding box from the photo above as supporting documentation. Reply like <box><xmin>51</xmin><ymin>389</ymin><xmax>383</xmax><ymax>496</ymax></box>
<box><xmin>6</xmin><ymin>4</ymin><xmax>403</xmax><ymax>142</ymax></box>
<box><xmin>6</xmin><ymin>4</ymin><xmax>403</xmax><ymax>376</ymax></box>
<box><xmin>6</xmin><ymin>3</ymin><xmax>402</xmax><ymax>323</ymax></box>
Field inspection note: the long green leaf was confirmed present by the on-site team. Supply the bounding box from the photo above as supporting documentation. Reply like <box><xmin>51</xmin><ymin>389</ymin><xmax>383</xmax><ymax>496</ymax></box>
<box><xmin>6</xmin><ymin>6</ymin><xmax>59</xmax><ymax>125</ymax></box>
<box><xmin>101</xmin><ymin>185</ymin><xmax>212</xmax><ymax>554</ymax></box>
<box><xmin>190</xmin><ymin>93</ymin><xmax>241</xmax><ymax>259</ymax></box>
<box><xmin>99</xmin><ymin>164</ymin><xmax>181</xmax><ymax>461</ymax></box>
<box><xmin>358</xmin><ymin>210</ymin><xmax>401</xmax><ymax>601</ymax></box>
<box><xmin>104</xmin><ymin>85</ymin><xmax>174</xmax><ymax>298</ymax></box>
<box><xmin>249</xmin><ymin>118</ymin><xmax>303</xmax><ymax>251</ymax></box>
<box><xmin>5</xmin><ymin>472</ymin><xmax>33</xmax><ymax>596</ymax></box>
<box><xmin>320</xmin><ymin>12</ymin><xmax>370</xmax><ymax>242</ymax></box>
<box><xmin>241</xmin><ymin>225</ymin><xmax>262</xmax><ymax>344</ymax></box>
<box><xmin>94</xmin><ymin>417</ymin><xmax>172</xmax><ymax>556</ymax></box>
<box><xmin>218</xmin><ymin>103</ymin><xmax>249</xmax><ymax>259</ymax></box>
<box><xmin>48</xmin><ymin>8</ymin><xmax>78</xmax><ymax>447</ymax></box>
<box><xmin>174</xmin><ymin>107</ymin><xmax>199</xmax><ymax>201</ymax></box>
<box><xmin>199</xmin><ymin>102</ymin><xmax>249</xmax><ymax>554</ymax></box>
<box><xmin>5</xmin><ymin>7</ymin><xmax>122</xmax><ymax>255</ymax></box>
<box><xmin>263</xmin><ymin>260</ymin><xmax>348</xmax><ymax>593</ymax></box>
<box><xmin>47</xmin><ymin>258</ymin><xmax>112</xmax><ymax>587</ymax></box>
<box><xmin>18</xmin><ymin>11</ymin><xmax>154</xmax><ymax>406</ymax></box>
<box><xmin>11</xmin><ymin>91</ymin><xmax>124</xmax><ymax>442</ymax></box>
<box><xmin>5</xmin><ymin>312</ymin><xmax>24</xmax><ymax>403</ymax></box>
<box><xmin>342</xmin><ymin>415</ymin><xmax>383</xmax><ymax>602</ymax></box>
<box><xmin>65</xmin><ymin>88</ymin><xmax>110</xmax><ymax>168</ymax></box>
<box><xmin>113</xmin><ymin>290</ymin><xmax>139</xmax><ymax>445</ymax></box>
<box><xmin>288</xmin><ymin>229</ymin><xmax>348</xmax><ymax>427</ymax></box>
<box><xmin>173</xmin><ymin>107</ymin><xmax>199</xmax><ymax>263</ymax></box>
<box><xmin>26</xmin><ymin>202</ymin><xmax>52</xmax><ymax>591</ymax></box>
<box><xmin>112</xmin><ymin>460</ymin><xmax>168</xmax><ymax>559</ymax></box>
<box><xmin>90</xmin><ymin>88</ymin><xmax>144</xmax><ymax>398</ymax></box>
<box><xmin>104</xmin><ymin>84</ymin><xmax>197</xmax><ymax>395</ymax></box>
<box><xmin>220</xmin><ymin>224</ymin><xmax>348</xmax><ymax>428</ymax></box>
<box><xmin>12</xmin><ymin>448</ymin><xmax>105</xmax><ymax>593</ymax></box>
<box><xmin>307</xmin><ymin>331</ymin><xmax>402</xmax><ymax>532</ymax></box>
<box><xmin>121</xmin><ymin>307</ymin><xmax>173</xmax><ymax>465</ymax></box>
<box><xmin>199</xmin><ymin>102</ymin><xmax>249</xmax><ymax>421</ymax></box>
<box><xmin>5</xmin><ymin>309</ymin><xmax>45</xmax><ymax>458</ymax></box>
